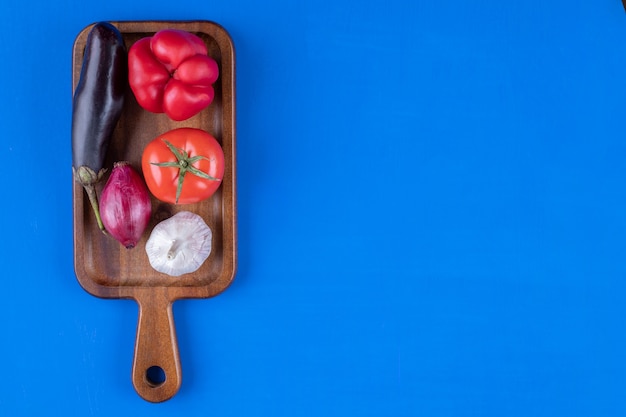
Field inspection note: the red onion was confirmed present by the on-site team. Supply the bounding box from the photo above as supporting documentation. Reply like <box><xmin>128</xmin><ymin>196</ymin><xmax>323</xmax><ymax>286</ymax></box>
<box><xmin>99</xmin><ymin>161</ymin><xmax>152</xmax><ymax>249</ymax></box>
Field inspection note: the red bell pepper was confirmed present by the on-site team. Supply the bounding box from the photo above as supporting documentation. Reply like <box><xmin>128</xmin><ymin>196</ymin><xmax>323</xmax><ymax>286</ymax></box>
<box><xmin>128</xmin><ymin>29</ymin><xmax>219</xmax><ymax>121</ymax></box>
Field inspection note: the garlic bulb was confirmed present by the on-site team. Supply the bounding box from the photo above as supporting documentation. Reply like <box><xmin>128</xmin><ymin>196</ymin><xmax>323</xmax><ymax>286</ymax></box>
<box><xmin>145</xmin><ymin>211</ymin><xmax>212</xmax><ymax>276</ymax></box>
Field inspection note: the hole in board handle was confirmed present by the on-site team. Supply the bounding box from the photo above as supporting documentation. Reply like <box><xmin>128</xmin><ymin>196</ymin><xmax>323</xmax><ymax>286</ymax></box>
<box><xmin>146</xmin><ymin>366</ymin><xmax>166</xmax><ymax>387</ymax></box>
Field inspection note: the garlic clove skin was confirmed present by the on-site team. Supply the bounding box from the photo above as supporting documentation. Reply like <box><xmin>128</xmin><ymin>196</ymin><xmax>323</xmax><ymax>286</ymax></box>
<box><xmin>145</xmin><ymin>211</ymin><xmax>212</xmax><ymax>276</ymax></box>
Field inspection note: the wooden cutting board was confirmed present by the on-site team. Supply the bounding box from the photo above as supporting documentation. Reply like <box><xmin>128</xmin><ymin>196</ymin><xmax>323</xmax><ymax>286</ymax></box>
<box><xmin>72</xmin><ymin>20</ymin><xmax>237</xmax><ymax>403</ymax></box>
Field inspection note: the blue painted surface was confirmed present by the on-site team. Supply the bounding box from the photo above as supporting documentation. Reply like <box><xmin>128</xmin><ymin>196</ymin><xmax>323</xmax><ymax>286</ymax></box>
<box><xmin>2</xmin><ymin>0</ymin><xmax>626</xmax><ymax>415</ymax></box>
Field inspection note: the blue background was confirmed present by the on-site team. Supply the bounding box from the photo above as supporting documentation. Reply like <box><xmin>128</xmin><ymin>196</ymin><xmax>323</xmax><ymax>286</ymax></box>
<box><xmin>2</xmin><ymin>0</ymin><xmax>626</xmax><ymax>415</ymax></box>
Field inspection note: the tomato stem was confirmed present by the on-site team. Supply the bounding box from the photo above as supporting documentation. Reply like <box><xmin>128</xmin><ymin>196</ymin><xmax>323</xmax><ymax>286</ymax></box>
<box><xmin>151</xmin><ymin>139</ymin><xmax>221</xmax><ymax>204</ymax></box>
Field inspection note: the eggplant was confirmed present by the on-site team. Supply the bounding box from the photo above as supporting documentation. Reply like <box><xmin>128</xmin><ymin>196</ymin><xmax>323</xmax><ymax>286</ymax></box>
<box><xmin>72</xmin><ymin>22</ymin><xmax>127</xmax><ymax>232</ymax></box>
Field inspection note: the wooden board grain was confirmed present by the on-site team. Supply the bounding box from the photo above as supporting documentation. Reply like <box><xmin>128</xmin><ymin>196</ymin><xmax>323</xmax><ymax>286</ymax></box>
<box><xmin>72</xmin><ymin>20</ymin><xmax>237</xmax><ymax>403</ymax></box>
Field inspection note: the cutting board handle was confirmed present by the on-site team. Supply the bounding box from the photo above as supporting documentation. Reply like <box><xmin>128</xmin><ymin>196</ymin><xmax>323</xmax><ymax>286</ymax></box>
<box><xmin>131</xmin><ymin>289</ymin><xmax>181</xmax><ymax>402</ymax></box>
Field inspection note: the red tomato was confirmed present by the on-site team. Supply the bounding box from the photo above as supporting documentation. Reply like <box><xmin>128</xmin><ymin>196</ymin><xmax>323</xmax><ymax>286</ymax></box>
<box><xmin>141</xmin><ymin>128</ymin><xmax>225</xmax><ymax>204</ymax></box>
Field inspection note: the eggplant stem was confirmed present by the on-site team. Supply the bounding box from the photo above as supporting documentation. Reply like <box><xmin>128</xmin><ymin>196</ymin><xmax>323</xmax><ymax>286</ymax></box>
<box><xmin>84</xmin><ymin>184</ymin><xmax>106</xmax><ymax>233</ymax></box>
<box><xmin>74</xmin><ymin>166</ymin><xmax>107</xmax><ymax>234</ymax></box>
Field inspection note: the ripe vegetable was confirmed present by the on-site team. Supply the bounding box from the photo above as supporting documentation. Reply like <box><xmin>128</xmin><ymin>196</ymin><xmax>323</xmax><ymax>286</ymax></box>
<box><xmin>145</xmin><ymin>211</ymin><xmax>212</xmax><ymax>276</ymax></box>
<box><xmin>141</xmin><ymin>128</ymin><xmax>224</xmax><ymax>204</ymax></box>
<box><xmin>72</xmin><ymin>22</ymin><xmax>127</xmax><ymax>232</ymax></box>
<box><xmin>99</xmin><ymin>162</ymin><xmax>152</xmax><ymax>249</ymax></box>
<box><xmin>128</xmin><ymin>29</ymin><xmax>219</xmax><ymax>121</ymax></box>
